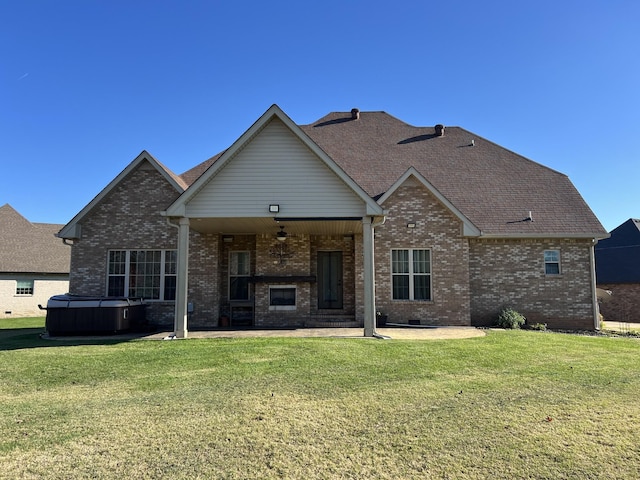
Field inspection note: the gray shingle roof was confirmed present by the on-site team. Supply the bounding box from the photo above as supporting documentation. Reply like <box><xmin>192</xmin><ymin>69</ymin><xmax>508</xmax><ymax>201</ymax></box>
<box><xmin>301</xmin><ymin>111</ymin><xmax>605</xmax><ymax>236</ymax></box>
<box><xmin>0</xmin><ymin>204</ymin><xmax>70</xmax><ymax>274</ymax></box>
<box><xmin>181</xmin><ymin>109</ymin><xmax>606</xmax><ymax>237</ymax></box>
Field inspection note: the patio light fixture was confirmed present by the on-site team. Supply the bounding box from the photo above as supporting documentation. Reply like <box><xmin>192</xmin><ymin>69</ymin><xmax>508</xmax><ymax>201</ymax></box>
<box><xmin>270</xmin><ymin>226</ymin><xmax>294</xmax><ymax>264</ymax></box>
<box><xmin>276</xmin><ymin>225</ymin><xmax>288</xmax><ymax>242</ymax></box>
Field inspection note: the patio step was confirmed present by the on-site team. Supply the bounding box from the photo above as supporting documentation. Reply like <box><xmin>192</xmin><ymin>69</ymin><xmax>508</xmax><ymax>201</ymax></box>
<box><xmin>305</xmin><ymin>316</ymin><xmax>361</xmax><ymax>328</ymax></box>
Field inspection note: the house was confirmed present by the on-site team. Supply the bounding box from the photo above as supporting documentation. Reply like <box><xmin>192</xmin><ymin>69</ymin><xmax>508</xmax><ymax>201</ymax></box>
<box><xmin>595</xmin><ymin>219</ymin><xmax>640</xmax><ymax>322</ymax></box>
<box><xmin>0</xmin><ymin>204</ymin><xmax>70</xmax><ymax>317</ymax></box>
<box><xmin>57</xmin><ymin>105</ymin><xmax>608</xmax><ymax>337</ymax></box>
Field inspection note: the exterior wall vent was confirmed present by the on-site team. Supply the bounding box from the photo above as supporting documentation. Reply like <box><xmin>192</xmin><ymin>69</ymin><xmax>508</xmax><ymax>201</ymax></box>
<box><xmin>435</xmin><ymin>124</ymin><xmax>445</xmax><ymax>136</ymax></box>
<box><xmin>351</xmin><ymin>108</ymin><xmax>360</xmax><ymax>120</ymax></box>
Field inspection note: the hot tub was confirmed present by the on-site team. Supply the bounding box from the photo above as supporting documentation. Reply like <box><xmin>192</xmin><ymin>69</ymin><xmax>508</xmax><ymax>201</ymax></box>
<box><xmin>42</xmin><ymin>295</ymin><xmax>146</xmax><ymax>336</ymax></box>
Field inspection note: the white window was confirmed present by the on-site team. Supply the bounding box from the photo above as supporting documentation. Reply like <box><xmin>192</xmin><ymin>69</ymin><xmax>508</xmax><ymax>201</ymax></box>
<box><xmin>16</xmin><ymin>279</ymin><xmax>34</xmax><ymax>295</ymax></box>
<box><xmin>391</xmin><ymin>249</ymin><xmax>432</xmax><ymax>300</ymax></box>
<box><xmin>229</xmin><ymin>251</ymin><xmax>251</xmax><ymax>301</ymax></box>
<box><xmin>544</xmin><ymin>250</ymin><xmax>561</xmax><ymax>275</ymax></box>
<box><xmin>107</xmin><ymin>250</ymin><xmax>177</xmax><ymax>300</ymax></box>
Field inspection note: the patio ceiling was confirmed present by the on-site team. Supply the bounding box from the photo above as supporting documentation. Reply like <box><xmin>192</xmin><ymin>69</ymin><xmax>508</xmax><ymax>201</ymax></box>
<box><xmin>186</xmin><ymin>217</ymin><xmax>363</xmax><ymax>236</ymax></box>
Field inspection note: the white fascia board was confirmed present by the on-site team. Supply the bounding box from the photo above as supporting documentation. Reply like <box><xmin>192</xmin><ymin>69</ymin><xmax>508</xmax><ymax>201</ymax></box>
<box><xmin>378</xmin><ymin>167</ymin><xmax>481</xmax><ymax>237</ymax></box>
<box><xmin>164</xmin><ymin>104</ymin><xmax>384</xmax><ymax>218</ymax></box>
<box><xmin>57</xmin><ymin>151</ymin><xmax>184</xmax><ymax>239</ymax></box>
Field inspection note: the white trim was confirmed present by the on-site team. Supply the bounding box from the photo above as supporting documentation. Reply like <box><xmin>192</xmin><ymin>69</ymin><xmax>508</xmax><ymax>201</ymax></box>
<box><xmin>378</xmin><ymin>167</ymin><xmax>481</xmax><ymax>237</ymax></box>
<box><xmin>106</xmin><ymin>249</ymin><xmax>177</xmax><ymax>301</ymax></box>
<box><xmin>390</xmin><ymin>248</ymin><xmax>433</xmax><ymax>301</ymax></box>
<box><xmin>543</xmin><ymin>249</ymin><xmax>561</xmax><ymax>276</ymax></box>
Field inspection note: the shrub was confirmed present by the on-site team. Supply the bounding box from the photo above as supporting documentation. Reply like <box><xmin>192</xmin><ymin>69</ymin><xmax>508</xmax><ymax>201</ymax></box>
<box><xmin>528</xmin><ymin>322</ymin><xmax>547</xmax><ymax>331</ymax></box>
<box><xmin>495</xmin><ymin>307</ymin><xmax>526</xmax><ymax>329</ymax></box>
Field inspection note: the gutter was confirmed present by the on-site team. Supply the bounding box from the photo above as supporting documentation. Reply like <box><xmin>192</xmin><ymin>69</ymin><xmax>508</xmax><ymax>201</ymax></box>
<box><xmin>476</xmin><ymin>233</ymin><xmax>610</xmax><ymax>240</ymax></box>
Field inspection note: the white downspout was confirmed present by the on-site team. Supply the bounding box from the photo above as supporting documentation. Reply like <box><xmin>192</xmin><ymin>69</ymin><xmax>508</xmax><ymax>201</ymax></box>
<box><xmin>590</xmin><ymin>239</ymin><xmax>600</xmax><ymax>330</ymax></box>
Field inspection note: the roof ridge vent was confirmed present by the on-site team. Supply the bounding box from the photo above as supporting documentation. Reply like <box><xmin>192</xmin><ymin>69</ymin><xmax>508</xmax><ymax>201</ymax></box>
<box><xmin>435</xmin><ymin>124</ymin><xmax>445</xmax><ymax>136</ymax></box>
<box><xmin>351</xmin><ymin>108</ymin><xmax>360</xmax><ymax>120</ymax></box>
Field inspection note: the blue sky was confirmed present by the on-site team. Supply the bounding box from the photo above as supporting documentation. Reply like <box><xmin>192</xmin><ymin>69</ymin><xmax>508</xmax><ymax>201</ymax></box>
<box><xmin>2</xmin><ymin>1</ymin><xmax>638</xmax><ymax>231</ymax></box>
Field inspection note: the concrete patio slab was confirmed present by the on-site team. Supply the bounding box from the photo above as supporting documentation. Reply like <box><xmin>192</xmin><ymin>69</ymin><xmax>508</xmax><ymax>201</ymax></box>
<box><xmin>146</xmin><ymin>326</ymin><xmax>485</xmax><ymax>341</ymax></box>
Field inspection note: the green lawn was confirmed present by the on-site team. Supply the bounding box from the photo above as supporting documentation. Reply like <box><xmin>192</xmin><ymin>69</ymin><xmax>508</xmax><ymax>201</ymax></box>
<box><xmin>1</xmin><ymin>318</ymin><xmax>639</xmax><ymax>479</ymax></box>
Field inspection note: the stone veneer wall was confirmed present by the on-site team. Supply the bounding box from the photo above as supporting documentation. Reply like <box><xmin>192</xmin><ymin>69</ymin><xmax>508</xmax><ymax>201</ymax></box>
<box><xmin>68</xmin><ymin>161</ymin><xmax>182</xmax><ymax>327</ymax></box>
<box><xmin>469</xmin><ymin>239</ymin><xmax>596</xmax><ymax>329</ymax></box>
<box><xmin>374</xmin><ymin>181</ymin><xmax>472</xmax><ymax>326</ymax></box>
<box><xmin>597</xmin><ymin>283</ymin><xmax>640</xmax><ymax>323</ymax></box>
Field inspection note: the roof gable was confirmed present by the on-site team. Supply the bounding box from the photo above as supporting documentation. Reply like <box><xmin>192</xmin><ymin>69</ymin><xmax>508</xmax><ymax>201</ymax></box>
<box><xmin>378</xmin><ymin>168</ymin><xmax>481</xmax><ymax>236</ymax></box>
<box><xmin>0</xmin><ymin>204</ymin><xmax>70</xmax><ymax>273</ymax></box>
<box><xmin>165</xmin><ymin>105</ymin><xmax>384</xmax><ymax>218</ymax></box>
<box><xmin>58</xmin><ymin>151</ymin><xmax>186</xmax><ymax>239</ymax></box>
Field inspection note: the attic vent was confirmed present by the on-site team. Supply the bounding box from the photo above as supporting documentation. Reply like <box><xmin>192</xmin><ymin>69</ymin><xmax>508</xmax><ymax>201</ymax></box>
<box><xmin>435</xmin><ymin>124</ymin><xmax>445</xmax><ymax>136</ymax></box>
<box><xmin>351</xmin><ymin>108</ymin><xmax>360</xmax><ymax>120</ymax></box>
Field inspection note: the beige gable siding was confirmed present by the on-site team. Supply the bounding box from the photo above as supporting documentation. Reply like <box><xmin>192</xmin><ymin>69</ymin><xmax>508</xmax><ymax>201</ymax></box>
<box><xmin>185</xmin><ymin>119</ymin><xmax>366</xmax><ymax>218</ymax></box>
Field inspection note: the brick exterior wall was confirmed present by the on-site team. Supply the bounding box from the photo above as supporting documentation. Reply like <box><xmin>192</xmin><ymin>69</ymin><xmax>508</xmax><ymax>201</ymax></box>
<box><xmin>67</xmin><ymin>161</ymin><xmax>599</xmax><ymax>331</ymax></box>
<box><xmin>469</xmin><ymin>239</ymin><xmax>596</xmax><ymax>329</ymax></box>
<box><xmin>254</xmin><ymin>233</ymin><xmax>310</xmax><ymax>327</ymax></box>
<box><xmin>597</xmin><ymin>283</ymin><xmax>640</xmax><ymax>323</ymax></box>
<box><xmin>186</xmin><ymin>232</ymin><xmax>218</xmax><ymax>329</ymax></box>
<box><xmin>211</xmin><ymin>233</ymin><xmax>360</xmax><ymax>328</ymax></box>
<box><xmin>374</xmin><ymin>181</ymin><xmax>472</xmax><ymax>326</ymax></box>
<box><xmin>68</xmin><ymin>161</ymin><xmax>183</xmax><ymax>327</ymax></box>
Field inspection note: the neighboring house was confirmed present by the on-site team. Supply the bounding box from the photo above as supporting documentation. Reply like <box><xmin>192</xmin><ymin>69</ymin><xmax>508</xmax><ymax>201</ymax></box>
<box><xmin>57</xmin><ymin>105</ymin><xmax>608</xmax><ymax>336</ymax></box>
<box><xmin>595</xmin><ymin>218</ymin><xmax>640</xmax><ymax>322</ymax></box>
<box><xmin>0</xmin><ymin>204</ymin><xmax>70</xmax><ymax>317</ymax></box>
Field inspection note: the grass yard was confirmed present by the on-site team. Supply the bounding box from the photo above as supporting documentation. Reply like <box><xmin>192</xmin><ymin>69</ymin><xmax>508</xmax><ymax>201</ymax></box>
<box><xmin>1</xmin><ymin>318</ymin><xmax>639</xmax><ymax>479</ymax></box>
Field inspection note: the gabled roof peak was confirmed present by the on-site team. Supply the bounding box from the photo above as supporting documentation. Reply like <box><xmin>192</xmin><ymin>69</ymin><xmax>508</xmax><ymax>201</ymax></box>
<box><xmin>58</xmin><ymin>151</ymin><xmax>186</xmax><ymax>239</ymax></box>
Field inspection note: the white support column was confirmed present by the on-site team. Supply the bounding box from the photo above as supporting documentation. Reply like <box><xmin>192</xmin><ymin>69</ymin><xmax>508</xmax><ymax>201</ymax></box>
<box><xmin>363</xmin><ymin>216</ymin><xmax>377</xmax><ymax>337</ymax></box>
<box><xmin>174</xmin><ymin>217</ymin><xmax>190</xmax><ymax>338</ymax></box>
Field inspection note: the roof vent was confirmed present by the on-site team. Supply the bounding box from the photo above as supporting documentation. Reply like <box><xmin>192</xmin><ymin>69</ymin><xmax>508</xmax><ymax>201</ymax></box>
<box><xmin>351</xmin><ymin>108</ymin><xmax>360</xmax><ymax>120</ymax></box>
<box><xmin>435</xmin><ymin>124</ymin><xmax>445</xmax><ymax>136</ymax></box>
